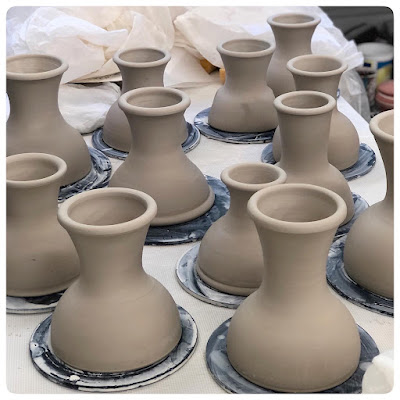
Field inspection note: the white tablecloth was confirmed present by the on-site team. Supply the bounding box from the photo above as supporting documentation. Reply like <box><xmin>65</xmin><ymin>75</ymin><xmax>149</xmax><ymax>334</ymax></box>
<box><xmin>7</xmin><ymin>80</ymin><xmax>393</xmax><ymax>394</ymax></box>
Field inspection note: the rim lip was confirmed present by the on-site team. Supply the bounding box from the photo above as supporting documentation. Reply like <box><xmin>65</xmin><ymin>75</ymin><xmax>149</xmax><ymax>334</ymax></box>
<box><xmin>287</xmin><ymin>54</ymin><xmax>347</xmax><ymax>77</ymax></box>
<box><xmin>274</xmin><ymin>90</ymin><xmax>336</xmax><ymax>116</ymax></box>
<box><xmin>248</xmin><ymin>183</ymin><xmax>347</xmax><ymax>234</ymax></box>
<box><xmin>217</xmin><ymin>39</ymin><xmax>275</xmax><ymax>59</ymax></box>
<box><xmin>119</xmin><ymin>86</ymin><xmax>191</xmax><ymax>117</ymax></box>
<box><xmin>6</xmin><ymin>153</ymin><xmax>66</xmax><ymax>188</ymax></box>
<box><xmin>113</xmin><ymin>47</ymin><xmax>171</xmax><ymax>69</ymax></box>
<box><xmin>58</xmin><ymin>188</ymin><xmax>157</xmax><ymax>236</ymax></box>
<box><xmin>221</xmin><ymin>162</ymin><xmax>286</xmax><ymax>193</ymax></box>
<box><xmin>370</xmin><ymin>109</ymin><xmax>394</xmax><ymax>144</ymax></box>
<box><xmin>268</xmin><ymin>12</ymin><xmax>321</xmax><ymax>29</ymax></box>
<box><xmin>6</xmin><ymin>54</ymin><xmax>68</xmax><ymax>81</ymax></box>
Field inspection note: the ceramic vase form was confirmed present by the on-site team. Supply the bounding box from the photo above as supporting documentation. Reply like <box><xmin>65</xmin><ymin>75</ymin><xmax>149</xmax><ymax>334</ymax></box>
<box><xmin>197</xmin><ymin>163</ymin><xmax>286</xmax><ymax>295</ymax></box>
<box><xmin>51</xmin><ymin>188</ymin><xmax>182</xmax><ymax>372</ymax></box>
<box><xmin>344</xmin><ymin>110</ymin><xmax>394</xmax><ymax>298</ymax></box>
<box><xmin>266</xmin><ymin>13</ymin><xmax>321</xmax><ymax>97</ymax></box>
<box><xmin>272</xmin><ymin>55</ymin><xmax>360</xmax><ymax>170</ymax></box>
<box><xmin>227</xmin><ymin>183</ymin><xmax>361</xmax><ymax>392</ymax></box>
<box><xmin>103</xmin><ymin>47</ymin><xmax>187</xmax><ymax>151</ymax></box>
<box><xmin>274</xmin><ymin>90</ymin><xmax>354</xmax><ymax>224</ymax></box>
<box><xmin>7</xmin><ymin>153</ymin><xmax>79</xmax><ymax>296</ymax></box>
<box><xmin>110</xmin><ymin>87</ymin><xmax>215</xmax><ymax>226</ymax></box>
<box><xmin>7</xmin><ymin>54</ymin><xmax>91</xmax><ymax>186</ymax></box>
<box><xmin>208</xmin><ymin>39</ymin><xmax>278</xmax><ymax>132</ymax></box>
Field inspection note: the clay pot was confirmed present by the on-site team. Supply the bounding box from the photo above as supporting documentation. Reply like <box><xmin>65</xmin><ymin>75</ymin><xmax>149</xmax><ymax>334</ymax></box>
<box><xmin>272</xmin><ymin>55</ymin><xmax>360</xmax><ymax>170</ymax></box>
<box><xmin>267</xmin><ymin>13</ymin><xmax>321</xmax><ymax>97</ymax></box>
<box><xmin>110</xmin><ymin>87</ymin><xmax>215</xmax><ymax>226</ymax></box>
<box><xmin>197</xmin><ymin>163</ymin><xmax>286</xmax><ymax>295</ymax></box>
<box><xmin>51</xmin><ymin>187</ymin><xmax>182</xmax><ymax>372</ymax></box>
<box><xmin>7</xmin><ymin>153</ymin><xmax>79</xmax><ymax>296</ymax></box>
<box><xmin>7</xmin><ymin>54</ymin><xmax>91</xmax><ymax>186</ymax></box>
<box><xmin>208</xmin><ymin>39</ymin><xmax>278</xmax><ymax>132</ymax></box>
<box><xmin>344</xmin><ymin>110</ymin><xmax>394</xmax><ymax>298</ymax></box>
<box><xmin>274</xmin><ymin>90</ymin><xmax>354</xmax><ymax>224</ymax></box>
<box><xmin>227</xmin><ymin>183</ymin><xmax>360</xmax><ymax>392</ymax></box>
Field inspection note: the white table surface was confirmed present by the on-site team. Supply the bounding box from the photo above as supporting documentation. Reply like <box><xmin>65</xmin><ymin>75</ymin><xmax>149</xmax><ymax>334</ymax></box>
<box><xmin>6</xmin><ymin>81</ymin><xmax>393</xmax><ymax>394</ymax></box>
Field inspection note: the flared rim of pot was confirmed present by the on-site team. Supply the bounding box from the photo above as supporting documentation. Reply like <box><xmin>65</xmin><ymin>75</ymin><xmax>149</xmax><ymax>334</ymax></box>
<box><xmin>370</xmin><ymin>109</ymin><xmax>394</xmax><ymax>144</ymax></box>
<box><xmin>58</xmin><ymin>187</ymin><xmax>158</xmax><ymax>236</ymax></box>
<box><xmin>274</xmin><ymin>90</ymin><xmax>336</xmax><ymax>116</ymax></box>
<box><xmin>268</xmin><ymin>12</ymin><xmax>321</xmax><ymax>29</ymax></box>
<box><xmin>6</xmin><ymin>53</ymin><xmax>68</xmax><ymax>81</ymax></box>
<box><xmin>119</xmin><ymin>86</ymin><xmax>191</xmax><ymax>117</ymax></box>
<box><xmin>221</xmin><ymin>162</ymin><xmax>286</xmax><ymax>193</ymax></box>
<box><xmin>248</xmin><ymin>183</ymin><xmax>347</xmax><ymax>234</ymax></box>
<box><xmin>6</xmin><ymin>153</ymin><xmax>67</xmax><ymax>189</ymax></box>
<box><xmin>113</xmin><ymin>47</ymin><xmax>171</xmax><ymax>69</ymax></box>
<box><xmin>217</xmin><ymin>39</ymin><xmax>275</xmax><ymax>59</ymax></box>
<box><xmin>287</xmin><ymin>54</ymin><xmax>347</xmax><ymax>78</ymax></box>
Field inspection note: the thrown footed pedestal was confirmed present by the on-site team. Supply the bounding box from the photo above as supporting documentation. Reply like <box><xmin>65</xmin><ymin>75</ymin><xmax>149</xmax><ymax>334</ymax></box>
<box><xmin>227</xmin><ymin>183</ymin><xmax>361</xmax><ymax>392</ymax></box>
<box><xmin>7</xmin><ymin>54</ymin><xmax>91</xmax><ymax>186</ymax></box>
<box><xmin>110</xmin><ymin>87</ymin><xmax>214</xmax><ymax>226</ymax></box>
<box><xmin>7</xmin><ymin>153</ymin><xmax>79</xmax><ymax>296</ymax></box>
<box><xmin>50</xmin><ymin>188</ymin><xmax>182</xmax><ymax>372</ymax></box>
<box><xmin>344</xmin><ymin>110</ymin><xmax>394</xmax><ymax>298</ymax></box>
<box><xmin>197</xmin><ymin>163</ymin><xmax>286</xmax><ymax>295</ymax></box>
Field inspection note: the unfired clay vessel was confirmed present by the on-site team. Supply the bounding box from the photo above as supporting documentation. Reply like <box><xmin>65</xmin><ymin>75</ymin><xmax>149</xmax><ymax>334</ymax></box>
<box><xmin>344</xmin><ymin>110</ymin><xmax>394</xmax><ymax>298</ymax></box>
<box><xmin>272</xmin><ymin>55</ymin><xmax>360</xmax><ymax>170</ymax></box>
<box><xmin>267</xmin><ymin>13</ymin><xmax>320</xmax><ymax>97</ymax></box>
<box><xmin>110</xmin><ymin>87</ymin><xmax>215</xmax><ymax>226</ymax></box>
<box><xmin>103</xmin><ymin>47</ymin><xmax>187</xmax><ymax>151</ymax></box>
<box><xmin>208</xmin><ymin>39</ymin><xmax>278</xmax><ymax>132</ymax></box>
<box><xmin>51</xmin><ymin>188</ymin><xmax>182</xmax><ymax>372</ymax></box>
<box><xmin>197</xmin><ymin>163</ymin><xmax>286</xmax><ymax>295</ymax></box>
<box><xmin>227</xmin><ymin>183</ymin><xmax>361</xmax><ymax>392</ymax></box>
<box><xmin>7</xmin><ymin>54</ymin><xmax>91</xmax><ymax>186</ymax></box>
<box><xmin>7</xmin><ymin>153</ymin><xmax>79</xmax><ymax>296</ymax></box>
<box><xmin>274</xmin><ymin>90</ymin><xmax>354</xmax><ymax>224</ymax></box>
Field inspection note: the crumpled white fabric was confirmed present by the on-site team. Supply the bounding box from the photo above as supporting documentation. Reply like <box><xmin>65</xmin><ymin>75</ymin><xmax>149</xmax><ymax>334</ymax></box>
<box><xmin>362</xmin><ymin>350</ymin><xmax>394</xmax><ymax>394</ymax></box>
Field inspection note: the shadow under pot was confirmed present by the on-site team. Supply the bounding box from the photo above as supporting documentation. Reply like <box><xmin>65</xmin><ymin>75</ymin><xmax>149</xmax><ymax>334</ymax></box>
<box><xmin>197</xmin><ymin>162</ymin><xmax>286</xmax><ymax>296</ymax></box>
<box><xmin>6</xmin><ymin>54</ymin><xmax>91</xmax><ymax>186</ymax></box>
<box><xmin>344</xmin><ymin>110</ymin><xmax>394</xmax><ymax>298</ymax></box>
<box><xmin>227</xmin><ymin>183</ymin><xmax>361</xmax><ymax>392</ymax></box>
<box><xmin>102</xmin><ymin>47</ymin><xmax>187</xmax><ymax>152</ymax></box>
<box><xmin>7</xmin><ymin>153</ymin><xmax>79</xmax><ymax>296</ymax></box>
<box><xmin>274</xmin><ymin>90</ymin><xmax>354</xmax><ymax>224</ymax></box>
<box><xmin>266</xmin><ymin>12</ymin><xmax>321</xmax><ymax>97</ymax></box>
<box><xmin>50</xmin><ymin>188</ymin><xmax>182</xmax><ymax>372</ymax></box>
<box><xmin>272</xmin><ymin>55</ymin><xmax>360</xmax><ymax>170</ymax></box>
<box><xmin>208</xmin><ymin>38</ymin><xmax>278</xmax><ymax>133</ymax></box>
<box><xmin>109</xmin><ymin>87</ymin><xmax>215</xmax><ymax>226</ymax></box>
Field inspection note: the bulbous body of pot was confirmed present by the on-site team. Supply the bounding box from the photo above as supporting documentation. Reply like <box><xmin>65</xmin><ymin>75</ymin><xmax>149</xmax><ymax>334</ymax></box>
<box><xmin>110</xmin><ymin>87</ymin><xmax>214</xmax><ymax>226</ymax></box>
<box><xmin>266</xmin><ymin>13</ymin><xmax>320</xmax><ymax>97</ymax></box>
<box><xmin>274</xmin><ymin>91</ymin><xmax>354</xmax><ymax>224</ymax></box>
<box><xmin>208</xmin><ymin>39</ymin><xmax>277</xmax><ymax>132</ymax></box>
<box><xmin>51</xmin><ymin>188</ymin><xmax>182</xmax><ymax>372</ymax></box>
<box><xmin>227</xmin><ymin>184</ymin><xmax>360</xmax><ymax>392</ymax></box>
<box><xmin>272</xmin><ymin>55</ymin><xmax>360</xmax><ymax>170</ymax></box>
<box><xmin>7</xmin><ymin>153</ymin><xmax>79</xmax><ymax>296</ymax></box>
<box><xmin>6</xmin><ymin>54</ymin><xmax>91</xmax><ymax>186</ymax></box>
<box><xmin>344</xmin><ymin>110</ymin><xmax>394</xmax><ymax>298</ymax></box>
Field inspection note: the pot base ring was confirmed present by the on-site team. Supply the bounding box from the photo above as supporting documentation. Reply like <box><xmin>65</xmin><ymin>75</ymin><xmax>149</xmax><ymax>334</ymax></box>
<box><xmin>327</xmin><ymin>235</ymin><xmax>393</xmax><ymax>316</ymax></box>
<box><xmin>206</xmin><ymin>318</ymin><xmax>379</xmax><ymax>394</ymax></box>
<box><xmin>30</xmin><ymin>306</ymin><xmax>197</xmax><ymax>392</ymax></box>
<box><xmin>145</xmin><ymin>175</ymin><xmax>230</xmax><ymax>245</ymax></box>
<box><xmin>58</xmin><ymin>147</ymin><xmax>111</xmax><ymax>202</ymax></box>
<box><xmin>7</xmin><ymin>290</ymin><xmax>64</xmax><ymax>314</ymax></box>
<box><xmin>176</xmin><ymin>244</ymin><xmax>246</xmax><ymax>308</ymax></box>
<box><xmin>91</xmin><ymin>122</ymin><xmax>201</xmax><ymax>160</ymax></box>
<box><xmin>261</xmin><ymin>142</ymin><xmax>376</xmax><ymax>181</ymax></box>
<box><xmin>194</xmin><ymin>107</ymin><xmax>275</xmax><ymax>144</ymax></box>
